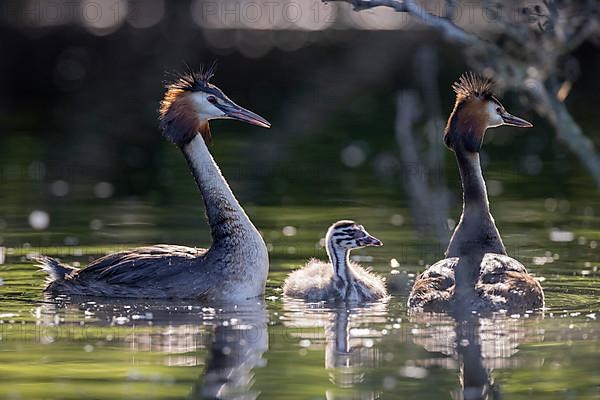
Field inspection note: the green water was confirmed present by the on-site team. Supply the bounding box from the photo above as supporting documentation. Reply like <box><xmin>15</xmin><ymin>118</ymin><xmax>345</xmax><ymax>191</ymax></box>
<box><xmin>1</xmin><ymin>134</ymin><xmax>600</xmax><ymax>400</ymax></box>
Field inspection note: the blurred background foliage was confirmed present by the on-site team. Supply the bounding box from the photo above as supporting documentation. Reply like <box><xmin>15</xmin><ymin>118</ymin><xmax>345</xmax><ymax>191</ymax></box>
<box><xmin>0</xmin><ymin>0</ymin><xmax>598</xmax><ymax>245</ymax></box>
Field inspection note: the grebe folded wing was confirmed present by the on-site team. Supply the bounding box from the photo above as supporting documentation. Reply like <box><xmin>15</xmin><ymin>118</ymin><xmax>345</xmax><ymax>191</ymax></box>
<box><xmin>76</xmin><ymin>245</ymin><xmax>206</xmax><ymax>283</ymax></box>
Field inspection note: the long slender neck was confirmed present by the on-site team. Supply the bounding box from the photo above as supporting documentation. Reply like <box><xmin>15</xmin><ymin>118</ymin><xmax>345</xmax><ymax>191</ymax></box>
<box><xmin>182</xmin><ymin>134</ymin><xmax>258</xmax><ymax>244</ymax></box>
<box><xmin>326</xmin><ymin>241</ymin><xmax>352</xmax><ymax>284</ymax></box>
<box><xmin>455</xmin><ymin>149</ymin><xmax>490</xmax><ymax>218</ymax></box>
<box><xmin>446</xmin><ymin>139</ymin><xmax>506</xmax><ymax>258</ymax></box>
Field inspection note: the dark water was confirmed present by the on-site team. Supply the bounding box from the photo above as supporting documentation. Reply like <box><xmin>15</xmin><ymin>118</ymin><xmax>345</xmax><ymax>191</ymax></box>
<box><xmin>1</xmin><ymin>133</ymin><xmax>600</xmax><ymax>400</ymax></box>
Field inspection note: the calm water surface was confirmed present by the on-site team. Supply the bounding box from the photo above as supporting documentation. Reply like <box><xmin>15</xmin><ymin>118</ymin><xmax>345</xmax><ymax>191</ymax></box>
<box><xmin>1</xmin><ymin>138</ymin><xmax>599</xmax><ymax>399</ymax></box>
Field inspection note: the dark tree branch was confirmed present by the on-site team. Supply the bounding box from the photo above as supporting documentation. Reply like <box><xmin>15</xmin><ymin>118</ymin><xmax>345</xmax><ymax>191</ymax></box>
<box><xmin>534</xmin><ymin>79</ymin><xmax>600</xmax><ymax>188</ymax></box>
<box><xmin>394</xmin><ymin>47</ymin><xmax>450</xmax><ymax>245</ymax></box>
<box><xmin>331</xmin><ymin>0</ymin><xmax>478</xmax><ymax>44</ymax></box>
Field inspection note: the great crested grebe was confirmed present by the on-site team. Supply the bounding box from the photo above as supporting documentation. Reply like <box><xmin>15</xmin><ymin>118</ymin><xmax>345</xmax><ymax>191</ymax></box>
<box><xmin>408</xmin><ymin>73</ymin><xmax>544</xmax><ymax>313</ymax></box>
<box><xmin>283</xmin><ymin>221</ymin><xmax>388</xmax><ymax>302</ymax></box>
<box><xmin>37</xmin><ymin>63</ymin><xmax>271</xmax><ymax>300</ymax></box>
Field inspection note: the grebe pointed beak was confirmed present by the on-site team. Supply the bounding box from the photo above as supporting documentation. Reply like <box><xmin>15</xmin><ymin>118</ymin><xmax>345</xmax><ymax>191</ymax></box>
<box><xmin>501</xmin><ymin>111</ymin><xmax>533</xmax><ymax>128</ymax></box>
<box><xmin>217</xmin><ymin>100</ymin><xmax>271</xmax><ymax>128</ymax></box>
<box><xmin>358</xmin><ymin>234</ymin><xmax>383</xmax><ymax>247</ymax></box>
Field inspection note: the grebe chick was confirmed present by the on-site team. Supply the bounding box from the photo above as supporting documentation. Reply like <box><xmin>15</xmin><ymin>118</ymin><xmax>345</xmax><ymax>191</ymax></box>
<box><xmin>37</xmin><ymin>63</ymin><xmax>271</xmax><ymax>301</ymax></box>
<box><xmin>408</xmin><ymin>73</ymin><xmax>544</xmax><ymax>313</ymax></box>
<box><xmin>283</xmin><ymin>221</ymin><xmax>388</xmax><ymax>302</ymax></box>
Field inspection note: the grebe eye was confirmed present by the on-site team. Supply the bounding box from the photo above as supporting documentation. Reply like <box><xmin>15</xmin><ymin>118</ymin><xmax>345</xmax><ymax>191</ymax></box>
<box><xmin>207</xmin><ymin>96</ymin><xmax>217</xmax><ymax>104</ymax></box>
<box><xmin>496</xmin><ymin>107</ymin><xmax>501</xmax><ymax>113</ymax></box>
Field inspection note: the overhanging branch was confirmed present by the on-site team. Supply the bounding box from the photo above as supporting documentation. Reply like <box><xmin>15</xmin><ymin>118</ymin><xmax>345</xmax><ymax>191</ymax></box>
<box><xmin>326</xmin><ymin>0</ymin><xmax>479</xmax><ymax>45</ymax></box>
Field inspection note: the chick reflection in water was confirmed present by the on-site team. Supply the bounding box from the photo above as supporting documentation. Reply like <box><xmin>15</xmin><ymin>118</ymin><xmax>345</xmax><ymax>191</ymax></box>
<box><xmin>283</xmin><ymin>299</ymin><xmax>388</xmax><ymax>399</ymax></box>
